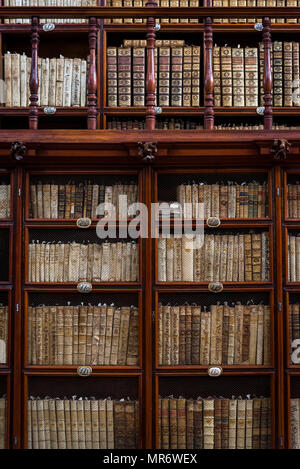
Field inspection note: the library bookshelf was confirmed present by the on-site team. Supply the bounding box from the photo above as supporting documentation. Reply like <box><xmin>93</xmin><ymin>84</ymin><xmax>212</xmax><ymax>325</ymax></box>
<box><xmin>0</xmin><ymin>4</ymin><xmax>300</xmax><ymax>451</ymax></box>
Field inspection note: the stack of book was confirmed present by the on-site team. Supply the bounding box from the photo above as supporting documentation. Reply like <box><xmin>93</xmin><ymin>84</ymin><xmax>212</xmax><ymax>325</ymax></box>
<box><xmin>27</xmin><ymin>397</ymin><xmax>139</xmax><ymax>449</ymax></box>
<box><xmin>0</xmin><ymin>185</ymin><xmax>10</xmax><ymax>218</ymax></box>
<box><xmin>4</xmin><ymin>53</ymin><xmax>88</xmax><ymax>107</ymax></box>
<box><xmin>288</xmin><ymin>234</ymin><xmax>300</xmax><ymax>282</ymax></box>
<box><xmin>28</xmin><ymin>241</ymin><xmax>139</xmax><ymax>282</ymax></box>
<box><xmin>107</xmin><ymin>40</ymin><xmax>201</xmax><ymax>107</ymax></box>
<box><xmin>105</xmin><ymin>0</ymin><xmax>202</xmax><ymax>24</ymax></box>
<box><xmin>0</xmin><ymin>306</ymin><xmax>8</xmax><ymax>364</ymax></box>
<box><xmin>213</xmin><ymin>45</ymin><xmax>259</xmax><ymax>107</ymax></box>
<box><xmin>213</xmin><ymin>0</ymin><xmax>299</xmax><ymax>24</ymax></box>
<box><xmin>176</xmin><ymin>181</ymin><xmax>269</xmax><ymax>218</ymax></box>
<box><xmin>28</xmin><ymin>304</ymin><xmax>139</xmax><ymax>366</ymax></box>
<box><xmin>260</xmin><ymin>41</ymin><xmax>300</xmax><ymax>107</ymax></box>
<box><xmin>3</xmin><ymin>0</ymin><xmax>95</xmax><ymax>24</ymax></box>
<box><xmin>0</xmin><ymin>396</ymin><xmax>6</xmax><ymax>449</ymax></box>
<box><xmin>158</xmin><ymin>302</ymin><xmax>271</xmax><ymax>365</ymax></box>
<box><xmin>107</xmin><ymin>118</ymin><xmax>204</xmax><ymax>130</ymax></box>
<box><xmin>287</xmin><ymin>183</ymin><xmax>300</xmax><ymax>218</ymax></box>
<box><xmin>157</xmin><ymin>232</ymin><xmax>270</xmax><ymax>282</ymax></box>
<box><xmin>29</xmin><ymin>181</ymin><xmax>139</xmax><ymax>219</ymax></box>
<box><xmin>289</xmin><ymin>303</ymin><xmax>300</xmax><ymax>359</ymax></box>
<box><xmin>290</xmin><ymin>398</ymin><xmax>300</xmax><ymax>448</ymax></box>
<box><xmin>159</xmin><ymin>396</ymin><xmax>272</xmax><ymax>449</ymax></box>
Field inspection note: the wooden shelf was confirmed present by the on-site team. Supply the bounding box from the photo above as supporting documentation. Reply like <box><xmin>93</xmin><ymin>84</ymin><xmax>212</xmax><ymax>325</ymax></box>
<box><xmin>0</xmin><ymin>106</ymin><xmax>89</xmax><ymax>116</ymax></box>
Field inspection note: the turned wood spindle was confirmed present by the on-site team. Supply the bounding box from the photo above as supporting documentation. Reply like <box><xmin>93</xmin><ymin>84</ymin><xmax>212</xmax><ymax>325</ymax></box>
<box><xmin>29</xmin><ymin>16</ymin><xmax>39</xmax><ymax>130</ymax></box>
<box><xmin>87</xmin><ymin>17</ymin><xmax>98</xmax><ymax>130</ymax></box>
<box><xmin>145</xmin><ymin>0</ymin><xmax>158</xmax><ymax>131</ymax></box>
<box><xmin>263</xmin><ymin>17</ymin><xmax>273</xmax><ymax>131</ymax></box>
<box><xmin>204</xmin><ymin>16</ymin><xmax>214</xmax><ymax>130</ymax></box>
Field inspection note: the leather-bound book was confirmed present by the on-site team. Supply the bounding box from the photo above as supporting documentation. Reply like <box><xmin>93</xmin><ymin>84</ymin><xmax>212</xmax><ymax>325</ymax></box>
<box><xmin>85</xmin><ymin>305</ymin><xmax>93</xmax><ymax>364</ymax></box>
<box><xmin>42</xmin><ymin>306</ymin><xmax>50</xmax><ymax>365</ymax></box>
<box><xmin>159</xmin><ymin>46</ymin><xmax>170</xmax><ymax>107</ymax></box>
<box><xmin>106</xmin><ymin>399</ymin><xmax>114</xmax><ymax>449</ymax></box>
<box><xmin>125</xmin><ymin>402</ymin><xmax>136</xmax><ymax>449</ymax></box>
<box><xmin>179</xmin><ymin>305</ymin><xmax>186</xmax><ymax>365</ymax></box>
<box><xmin>191</xmin><ymin>305</ymin><xmax>201</xmax><ymax>365</ymax></box>
<box><xmin>252</xmin><ymin>398</ymin><xmax>262</xmax><ymax>449</ymax></box>
<box><xmin>203</xmin><ymin>399</ymin><xmax>214</xmax><ymax>449</ymax></box>
<box><xmin>214</xmin><ymin>399</ymin><xmax>222</xmax><ymax>449</ymax></box>
<box><xmin>166</xmin><ymin>237</ymin><xmax>174</xmax><ymax>282</ymax></box>
<box><xmin>222</xmin><ymin>303</ymin><xmax>230</xmax><ymax>364</ymax></box>
<box><xmin>107</xmin><ymin>46</ymin><xmax>117</xmax><ymax>107</ymax></box>
<box><xmin>126</xmin><ymin>306</ymin><xmax>139</xmax><ymax>366</ymax></box>
<box><xmin>161</xmin><ymin>398</ymin><xmax>170</xmax><ymax>449</ymax></box>
<box><xmin>183</xmin><ymin>46</ymin><xmax>192</xmax><ymax>106</ymax></box>
<box><xmin>84</xmin><ymin>400</ymin><xmax>92</xmax><ymax>449</ymax></box>
<box><xmin>260</xmin><ymin>398</ymin><xmax>269</xmax><ymax>449</ymax></box>
<box><xmin>110</xmin><ymin>306</ymin><xmax>121</xmax><ymax>365</ymax></box>
<box><xmin>256</xmin><ymin>304</ymin><xmax>264</xmax><ymax>365</ymax></box>
<box><xmin>171</xmin><ymin>47</ymin><xmax>183</xmax><ymax>107</ymax></box>
<box><xmin>78</xmin><ymin>305</ymin><xmax>88</xmax><ymax>364</ymax></box>
<box><xmin>228</xmin><ymin>399</ymin><xmax>237</xmax><ymax>449</ymax></box>
<box><xmin>114</xmin><ymin>400</ymin><xmax>126</xmax><ymax>449</ymax></box>
<box><xmin>213</xmin><ymin>46</ymin><xmax>221</xmax><ymax>106</ymax></box>
<box><xmin>244</xmin><ymin>233</ymin><xmax>252</xmax><ymax>281</ymax></box>
<box><xmin>290</xmin><ymin>398</ymin><xmax>300</xmax><ymax>448</ymax></box>
<box><xmin>221</xmin><ymin>399</ymin><xmax>229</xmax><ymax>449</ymax></box>
<box><xmin>249</xmin><ymin>304</ymin><xmax>258</xmax><ymax>364</ymax></box>
<box><xmin>245</xmin><ymin>399</ymin><xmax>253</xmax><ymax>449</ymax></box>
<box><xmin>227</xmin><ymin>306</ymin><xmax>235</xmax><ymax>365</ymax></box>
<box><xmin>98</xmin><ymin>399</ymin><xmax>107</xmax><ymax>449</ymax></box>
<box><xmin>273</xmin><ymin>42</ymin><xmax>283</xmax><ymax>107</ymax></box>
<box><xmin>56</xmin><ymin>399</ymin><xmax>67</xmax><ymax>449</ymax></box>
<box><xmin>74</xmin><ymin>182</ymin><xmax>84</xmax><ymax>218</ymax></box>
<box><xmin>237</xmin><ymin>399</ymin><xmax>246</xmax><ymax>449</ymax></box>
<box><xmin>245</xmin><ymin>47</ymin><xmax>258</xmax><ymax>107</ymax></box>
<box><xmin>177</xmin><ymin>398</ymin><xmax>186</xmax><ymax>449</ymax></box>
<box><xmin>36</xmin><ymin>398</ymin><xmax>46</xmax><ymax>449</ymax></box>
<box><xmin>220</xmin><ymin>184</ymin><xmax>228</xmax><ymax>218</ymax></box>
<box><xmin>186</xmin><ymin>399</ymin><xmax>194</xmax><ymax>449</ymax></box>
<box><xmin>48</xmin><ymin>399</ymin><xmax>58</xmax><ymax>449</ymax></box>
<box><xmin>234</xmin><ymin>303</ymin><xmax>243</xmax><ymax>364</ymax></box>
<box><xmin>35</xmin><ymin>306</ymin><xmax>43</xmax><ymax>365</ymax></box>
<box><xmin>200</xmin><ymin>307</ymin><xmax>210</xmax><ymax>365</ymax></box>
<box><xmin>213</xmin><ymin>234</ymin><xmax>221</xmax><ymax>281</ymax></box>
<box><xmin>191</xmin><ymin>46</ymin><xmax>201</xmax><ymax>107</ymax></box>
<box><xmin>232</xmin><ymin>47</ymin><xmax>245</xmax><ymax>106</ymax></box>
<box><xmin>241</xmin><ymin>305</ymin><xmax>251</xmax><ymax>364</ymax></box>
<box><xmin>117</xmin><ymin>306</ymin><xmax>131</xmax><ymax>365</ymax></box>
<box><xmin>158</xmin><ymin>237</ymin><xmax>167</xmax><ymax>282</ymax></box>
<box><xmin>220</xmin><ymin>234</ymin><xmax>228</xmax><ymax>282</ymax></box>
<box><xmin>133</xmin><ymin>47</ymin><xmax>145</xmax><ymax>107</ymax></box>
<box><xmin>182</xmin><ymin>235</ymin><xmax>194</xmax><ymax>281</ymax></box>
<box><xmin>193</xmin><ymin>399</ymin><xmax>203</xmax><ymax>449</ymax></box>
<box><xmin>63</xmin><ymin>399</ymin><xmax>72</xmax><ymax>449</ymax></box>
<box><xmin>104</xmin><ymin>304</ymin><xmax>114</xmax><ymax>364</ymax></box>
<box><xmin>185</xmin><ymin>304</ymin><xmax>192</xmax><ymax>364</ymax></box>
<box><xmin>172</xmin><ymin>305</ymin><xmax>180</xmax><ymax>365</ymax></box>
<box><xmin>169</xmin><ymin>398</ymin><xmax>177</xmax><ymax>449</ymax></box>
<box><xmin>293</xmin><ymin>42</ymin><xmax>300</xmax><ymax>107</ymax></box>
<box><xmin>221</xmin><ymin>46</ymin><xmax>232</xmax><ymax>107</ymax></box>
<box><xmin>252</xmin><ymin>233</ymin><xmax>262</xmax><ymax>281</ymax></box>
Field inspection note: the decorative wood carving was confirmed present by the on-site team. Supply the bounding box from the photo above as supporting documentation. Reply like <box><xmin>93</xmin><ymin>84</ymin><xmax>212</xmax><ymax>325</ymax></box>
<box><xmin>145</xmin><ymin>1</ymin><xmax>158</xmax><ymax>131</ymax></box>
<box><xmin>10</xmin><ymin>141</ymin><xmax>27</xmax><ymax>160</ymax></box>
<box><xmin>204</xmin><ymin>10</ymin><xmax>214</xmax><ymax>130</ymax></box>
<box><xmin>29</xmin><ymin>16</ymin><xmax>39</xmax><ymax>130</ymax></box>
<box><xmin>137</xmin><ymin>141</ymin><xmax>157</xmax><ymax>162</ymax></box>
<box><xmin>270</xmin><ymin>139</ymin><xmax>292</xmax><ymax>160</ymax></box>
<box><xmin>87</xmin><ymin>17</ymin><xmax>98</xmax><ymax>130</ymax></box>
<box><xmin>262</xmin><ymin>17</ymin><xmax>273</xmax><ymax>130</ymax></box>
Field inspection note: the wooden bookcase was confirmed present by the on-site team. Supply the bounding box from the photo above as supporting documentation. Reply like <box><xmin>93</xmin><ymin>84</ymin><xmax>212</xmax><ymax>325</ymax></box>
<box><xmin>1</xmin><ymin>4</ymin><xmax>300</xmax><ymax>450</ymax></box>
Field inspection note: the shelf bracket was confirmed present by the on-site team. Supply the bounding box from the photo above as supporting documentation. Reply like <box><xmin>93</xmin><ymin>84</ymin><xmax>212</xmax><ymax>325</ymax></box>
<box><xmin>270</xmin><ymin>139</ymin><xmax>292</xmax><ymax>160</ymax></box>
<box><xmin>10</xmin><ymin>141</ymin><xmax>27</xmax><ymax>161</ymax></box>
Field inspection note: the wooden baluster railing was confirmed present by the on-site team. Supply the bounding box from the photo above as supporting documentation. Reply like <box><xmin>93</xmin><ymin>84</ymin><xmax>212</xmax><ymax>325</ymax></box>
<box><xmin>204</xmin><ymin>16</ymin><xmax>214</xmax><ymax>130</ymax></box>
<box><xmin>263</xmin><ymin>17</ymin><xmax>273</xmax><ymax>130</ymax></box>
<box><xmin>29</xmin><ymin>16</ymin><xmax>39</xmax><ymax>130</ymax></box>
<box><xmin>87</xmin><ymin>16</ymin><xmax>98</xmax><ymax>130</ymax></box>
<box><xmin>145</xmin><ymin>0</ymin><xmax>157</xmax><ymax>131</ymax></box>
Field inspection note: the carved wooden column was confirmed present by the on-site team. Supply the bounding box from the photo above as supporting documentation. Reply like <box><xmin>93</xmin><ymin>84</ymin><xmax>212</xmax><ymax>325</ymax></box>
<box><xmin>145</xmin><ymin>0</ymin><xmax>158</xmax><ymax>131</ymax></box>
<box><xmin>87</xmin><ymin>17</ymin><xmax>98</xmax><ymax>130</ymax></box>
<box><xmin>29</xmin><ymin>16</ymin><xmax>39</xmax><ymax>130</ymax></box>
<box><xmin>204</xmin><ymin>16</ymin><xmax>214</xmax><ymax>130</ymax></box>
<box><xmin>262</xmin><ymin>17</ymin><xmax>273</xmax><ymax>130</ymax></box>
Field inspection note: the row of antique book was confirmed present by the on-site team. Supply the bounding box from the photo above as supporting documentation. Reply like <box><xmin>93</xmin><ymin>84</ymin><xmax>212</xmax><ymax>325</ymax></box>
<box><xmin>29</xmin><ymin>181</ymin><xmax>139</xmax><ymax>219</ymax></box>
<box><xmin>176</xmin><ymin>181</ymin><xmax>268</xmax><ymax>218</ymax></box>
<box><xmin>107</xmin><ymin>118</ymin><xmax>300</xmax><ymax>130</ymax></box>
<box><xmin>28</xmin><ymin>304</ymin><xmax>139</xmax><ymax>366</ymax></box>
<box><xmin>4</xmin><ymin>53</ymin><xmax>88</xmax><ymax>107</ymax></box>
<box><xmin>27</xmin><ymin>397</ymin><xmax>139</xmax><ymax>449</ymax></box>
<box><xmin>107</xmin><ymin>40</ymin><xmax>201</xmax><ymax>107</ymax></box>
<box><xmin>213</xmin><ymin>0</ymin><xmax>300</xmax><ymax>24</ymax></box>
<box><xmin>28</xmin><ymin>241</ymin><xmax>139</xmax><ymax>283</ymax></box>
<box><xmin>287</xmin><ymin>184</ymin><xmax>300</xmax><ymax>219</ymax></box>
<box><xmin>214</xmin><ymin>42</ymin><xmax>300</xmax><ymax>108</ymax></box>
<box><xmin>290</xmin><ymin>304</ymin><xmax>300</xmax><ymax>361</ymax></box>
<box><xmin>158</xmin><ymin>302</ymin><xmax>271</xmax><ymax>365</ymax></box>
<box><xmin>0</xmin><ymin>184</ymin><xmax>10</xmax><ymax>218</ymax></box>
<box><xmin>288</xmin><ymin>234</ymin><xmax>300</xmax><ymax>282</ymax></box>
<box><xmin>0</xmin><ymin>306</ymin><xmax>8</xmax><ymax>364</ymax></box>
<box><xmin>0</xmin><ymin>396</ymin><xmax>6</xmax><ymax>450</ymax></box>
<box><xmin>157</xmin><ymin>232</ymin><xmax>270</xmax><ymax>282</ymax></box>
<box><xmin>158</xmin><ymin>396</ymin><xmax>272</xmax><ymax>449</ymax></box>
